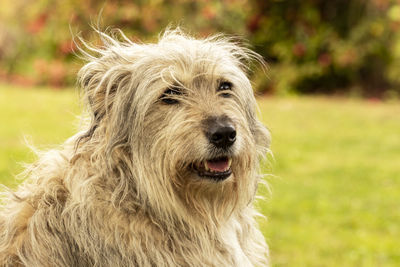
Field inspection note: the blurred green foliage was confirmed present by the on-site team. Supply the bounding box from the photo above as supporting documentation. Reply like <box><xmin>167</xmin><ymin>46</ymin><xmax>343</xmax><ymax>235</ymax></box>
<box><xmin>1</xmin><ymin>0</ymin><xmax>400</xmax><ymax>97</ymax></box>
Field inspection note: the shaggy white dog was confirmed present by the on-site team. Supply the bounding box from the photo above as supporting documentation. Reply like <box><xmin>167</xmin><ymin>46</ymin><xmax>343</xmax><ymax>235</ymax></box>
<box><xmin>0</xmin><ymin>29</ymin><xmax>271</xmax><ymax>267</ymax></box>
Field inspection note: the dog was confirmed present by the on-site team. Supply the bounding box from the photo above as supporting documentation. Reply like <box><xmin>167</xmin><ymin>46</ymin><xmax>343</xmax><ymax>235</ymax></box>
<box><xmin>0</xmin><ymin>29</ymin><xmax>271</xmax><ymax>267</ymax></box>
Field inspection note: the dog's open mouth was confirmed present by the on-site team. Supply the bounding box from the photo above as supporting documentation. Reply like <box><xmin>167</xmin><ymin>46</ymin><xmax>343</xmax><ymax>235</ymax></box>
<box><xmin>192</xmin><ymin>157</ymin><xmax>232</xmax><ymax>181</ymax></box>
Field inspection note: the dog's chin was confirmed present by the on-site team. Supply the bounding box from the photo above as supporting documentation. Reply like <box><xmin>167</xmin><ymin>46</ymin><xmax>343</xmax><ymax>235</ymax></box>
<box><xmin>190</xmin><ymin>156</ymin><xmax>233</xmax><ymax>182</ymax></box>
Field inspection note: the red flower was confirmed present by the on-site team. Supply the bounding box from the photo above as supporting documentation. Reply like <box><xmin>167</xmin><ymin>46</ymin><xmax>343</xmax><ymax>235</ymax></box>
<box><xmin>318</xmin><ymin>53</ymin><xmax>332</xmax><ymax>67</ymax></box>
<box><xmin>26</xmin><ymin>13</ymin><xmax>48</xmax><ymax>34</ymax></box>
<box><xmin>292</xmin><ymin>43</ymin><xmax>306</xmax><ymax>57</ymax></box>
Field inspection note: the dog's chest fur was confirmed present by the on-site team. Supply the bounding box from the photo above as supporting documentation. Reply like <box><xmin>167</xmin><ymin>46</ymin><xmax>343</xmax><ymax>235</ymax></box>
<box><xmin>91</xmin><ymin>214</ymin><xmax>257</xmax><ymax>267</ymax></box>
<box><xmin>69</xmin><ymin>201</ymin><xmax>258</xmax><ymax>266</ymax></box>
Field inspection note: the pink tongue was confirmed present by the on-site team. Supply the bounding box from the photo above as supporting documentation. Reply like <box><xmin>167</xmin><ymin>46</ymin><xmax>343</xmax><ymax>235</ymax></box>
<box><xmin>207</xmin><ymin>159</ymin><xmax>229</xmax><ymax>172</ymax></box>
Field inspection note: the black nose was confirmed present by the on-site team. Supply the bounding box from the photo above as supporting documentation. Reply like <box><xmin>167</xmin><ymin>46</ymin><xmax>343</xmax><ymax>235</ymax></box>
<box><xmin>205</xmin><ymin>117</ymin><xmax>236</xmax><ymax>149</ymax></box>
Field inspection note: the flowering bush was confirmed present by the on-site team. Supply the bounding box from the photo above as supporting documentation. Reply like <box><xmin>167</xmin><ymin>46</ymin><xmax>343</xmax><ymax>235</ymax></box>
<box><xmin>0</xmin><ymin>0</ymin><xmax>399</xmax><ymax>97</ymax></box>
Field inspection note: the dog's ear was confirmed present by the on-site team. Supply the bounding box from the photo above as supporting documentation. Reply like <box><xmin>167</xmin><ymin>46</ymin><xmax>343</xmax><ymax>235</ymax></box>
<box><xmin>76</xmin><ymin>30</ymin><xmax>137</xmax><ymax>123</ymax></box>
<box><xmin>76</xmin><ymin>62</ymin><xmax>134</xmax><ymax>149</ymax></box>
<box><xmin>79</xmin><ymin>62</ymin><xmax>133</xmax><ymax>123</ymax></box>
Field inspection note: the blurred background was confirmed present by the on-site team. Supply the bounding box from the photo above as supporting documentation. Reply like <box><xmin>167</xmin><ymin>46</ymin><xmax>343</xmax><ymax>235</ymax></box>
<box><xmin>1</xmin><ymin>0</ymin><xmax>400</xmax><ymax>97</ymax></box>
<box><xmin>0</xmin><ymin>0</ymin><xmax>399</xmax><ymax>266</ymax></box>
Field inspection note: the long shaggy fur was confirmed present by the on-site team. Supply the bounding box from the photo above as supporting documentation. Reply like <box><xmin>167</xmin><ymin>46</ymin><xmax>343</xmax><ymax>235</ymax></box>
<box><xmin>0</xmin><ymin>29</ymin><xmax>271</xmax><ymax>267</ymax></box>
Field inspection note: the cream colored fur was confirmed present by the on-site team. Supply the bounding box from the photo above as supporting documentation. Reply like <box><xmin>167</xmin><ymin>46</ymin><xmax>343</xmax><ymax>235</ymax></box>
<box><xmin>0</xmin><ymin>29</ymin><xmax>271</xmax><ymax>267</ymax></box>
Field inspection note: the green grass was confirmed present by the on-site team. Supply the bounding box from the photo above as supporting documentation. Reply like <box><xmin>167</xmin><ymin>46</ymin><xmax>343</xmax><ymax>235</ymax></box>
<box><xmin>1</xmin><ymin>84</ymin><xmax>399</xmax><ymax>266</ymax></box>
<box><xmin>0</xmin><ymin>84</ymin><xmax>81</xmax><ymax>187</ymax></box>
<box><xmin>258</xmin><ymin>97</ymin><xmax>400</xmax><ymax>266</ymax></box>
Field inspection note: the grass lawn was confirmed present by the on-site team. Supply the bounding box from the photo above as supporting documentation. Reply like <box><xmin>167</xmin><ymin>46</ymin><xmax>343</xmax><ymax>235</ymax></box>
<box><xmin>1</xmin><ymin>84</ymin><xmax>399</xmax><ymax>266</ymax></box>
<box><xmin>0</xmin><ymin>84</ymin><xmax>81</xmax><ymax>187</ymax></box>
<box><xmin>258</xmin><ymin>97</ymin><xmax>400</xmax><ymax>266</ymax></box>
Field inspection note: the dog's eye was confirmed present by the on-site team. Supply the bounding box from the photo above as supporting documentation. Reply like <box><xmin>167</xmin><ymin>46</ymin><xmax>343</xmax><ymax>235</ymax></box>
<box><xmin>161</xmin><ymin>87</ymin><xmax>182</xmax><ymax>104</ymax></box>
<box><xmin>217</xmin><ymin>81</ymin><xmax>232</xmax><ymax>98</ymax></box>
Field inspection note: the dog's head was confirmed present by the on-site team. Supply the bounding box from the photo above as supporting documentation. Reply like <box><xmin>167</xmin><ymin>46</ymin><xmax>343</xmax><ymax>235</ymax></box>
<box><xmin>77</xmin><ymin>29</ymin><xmax>270</xmax><ymax>221</ymax></box>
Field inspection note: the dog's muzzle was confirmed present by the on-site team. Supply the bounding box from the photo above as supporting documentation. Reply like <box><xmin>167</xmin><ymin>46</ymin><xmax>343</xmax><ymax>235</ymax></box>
<box><xmin>189</xmin><ymin>116</ymin><xmax>236</xmax><ymax>181</ymax></box>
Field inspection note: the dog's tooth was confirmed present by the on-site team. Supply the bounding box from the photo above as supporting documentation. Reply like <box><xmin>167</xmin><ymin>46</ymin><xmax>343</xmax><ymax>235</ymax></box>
<box><xmin>221</xmin><ymin>158</ymin><xmax>232</xmax><ymax>172</ymax></box>
<box><xmin>204</xmin><ymin>161</ymin><xmax>210</xmax><ymax>171</ymax></box>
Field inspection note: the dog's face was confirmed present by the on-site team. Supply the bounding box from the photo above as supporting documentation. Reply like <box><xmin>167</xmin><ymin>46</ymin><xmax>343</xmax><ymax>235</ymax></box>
<box><xmin>78</xmin><ymin>30</ymin><xmax>270</xmax><ymax>219</ymax></box>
